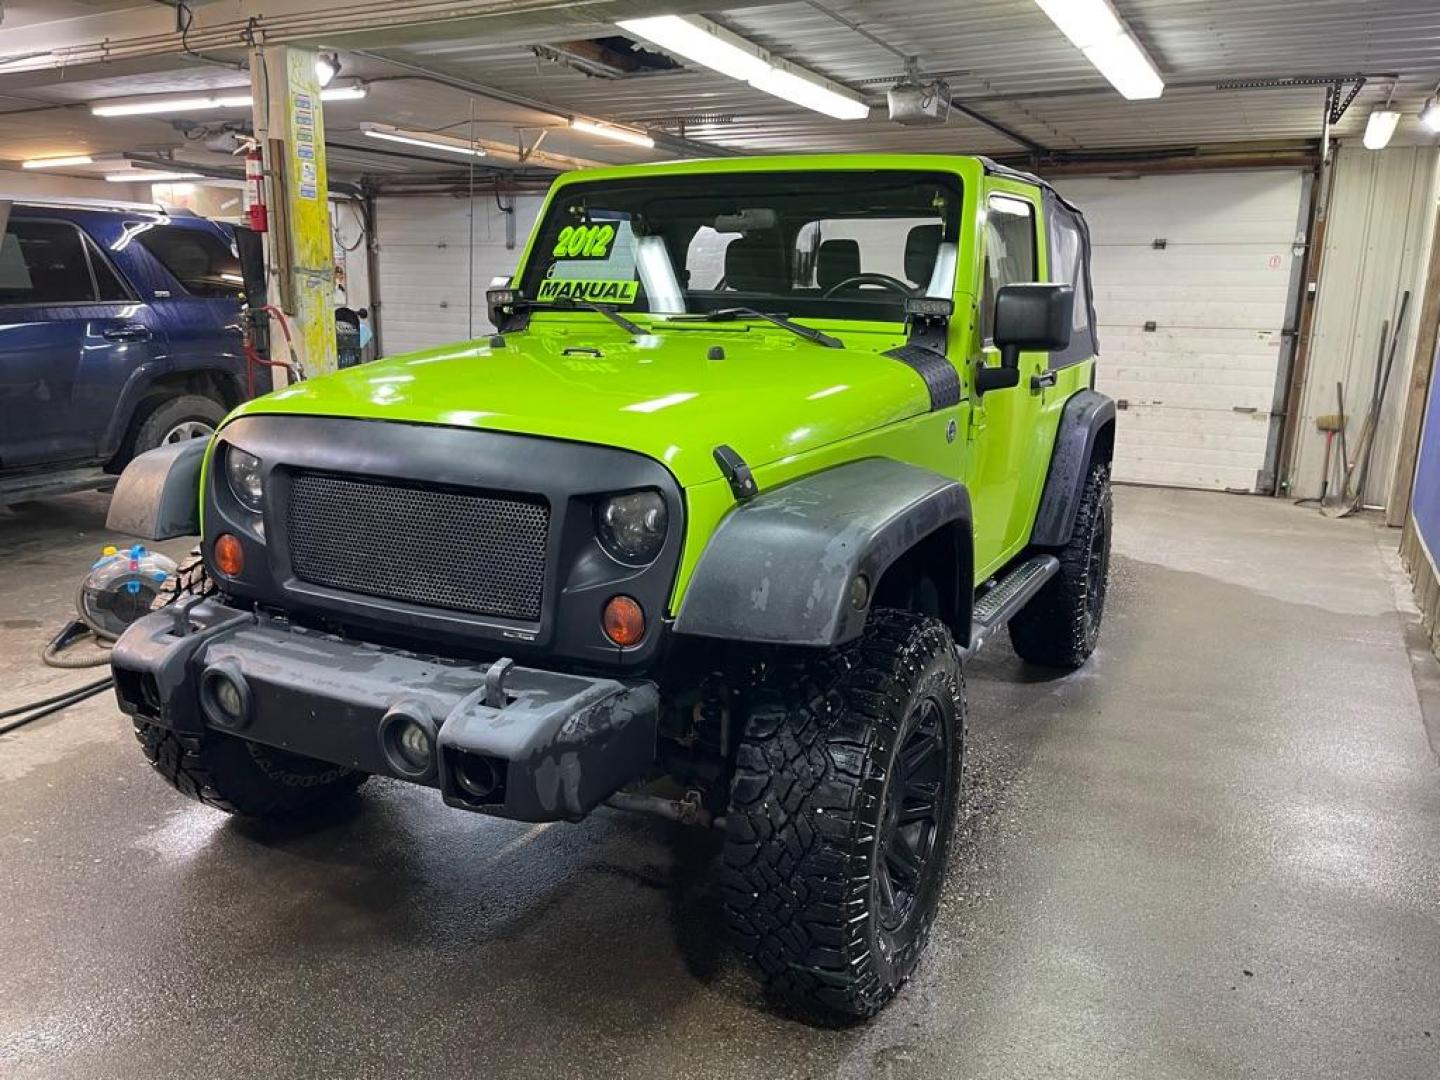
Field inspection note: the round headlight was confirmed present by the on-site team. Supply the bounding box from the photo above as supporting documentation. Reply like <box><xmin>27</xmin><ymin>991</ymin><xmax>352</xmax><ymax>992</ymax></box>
<box><xmin>596</xmin><ymin>490</ymin><xmax>668</xmax><ymax>564</ymax></box>
<box><xmin>225</xmin><ymin>447</ymin><xmax>264</xmax><ymax>513</ymax></box>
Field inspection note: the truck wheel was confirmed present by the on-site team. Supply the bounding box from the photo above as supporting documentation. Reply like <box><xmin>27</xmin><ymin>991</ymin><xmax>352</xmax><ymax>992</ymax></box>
<box><xmin>1009</xmin><ymin>461</ymin><xmax>1112</xmax><ymax>669</ymax></box>
<box><xmin>721</xmin><ymin>609</ymin><xmax>965</xmax><ymax>1024</ymax></box>
<box><xmin>132</xmin><ymin>551</ymin><xmax>368</xmax><ymax>819</ymax></box>
<box><xmin>128</xmin><ymin>394</ymin><xmax>226</xmax><ymax>459</ymax></box>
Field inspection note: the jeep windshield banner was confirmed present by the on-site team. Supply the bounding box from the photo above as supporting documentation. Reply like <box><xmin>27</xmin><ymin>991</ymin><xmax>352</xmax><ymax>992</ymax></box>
<box><xmin>551</xmin><ymin>223</ymin><xmax>618</xmax><ymax>260</ymax></box>
<box><xmin>536</xmin><ymin>278</ymin><xmax>639</xmax><ymax>304</ymax></box>
<box><xmin>538</xmin><ymin>212</ymin><xmax>641</xmax><ymax>305</ymax></box>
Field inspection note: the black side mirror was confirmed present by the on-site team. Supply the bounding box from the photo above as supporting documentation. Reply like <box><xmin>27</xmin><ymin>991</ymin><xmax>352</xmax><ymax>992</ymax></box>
<box><xmin>994</xmin><ymin>283</ymin><xmax>1073</xmax><ymax>366</ymax></box>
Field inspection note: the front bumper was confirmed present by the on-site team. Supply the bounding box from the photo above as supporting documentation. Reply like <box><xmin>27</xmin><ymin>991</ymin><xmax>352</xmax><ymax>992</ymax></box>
<box><xmin>111</xmin><ymin>599</ymin><xmax>660</xmax><ymax>822</ymax></box>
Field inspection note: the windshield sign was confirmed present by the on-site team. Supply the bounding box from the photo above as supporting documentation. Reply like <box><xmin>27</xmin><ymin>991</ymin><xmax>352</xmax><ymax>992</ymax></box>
<box><xmin>520</xmin><ymin>170</ymin><xmax>962</xmax><ymax>324</ymax></box>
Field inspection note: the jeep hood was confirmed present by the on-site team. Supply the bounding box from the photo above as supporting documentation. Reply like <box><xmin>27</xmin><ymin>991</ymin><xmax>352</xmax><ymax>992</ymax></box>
<box><xmin>232</xmin><ymin>321</ymin><xmax>932</xmax><ymax>487</ymax></box>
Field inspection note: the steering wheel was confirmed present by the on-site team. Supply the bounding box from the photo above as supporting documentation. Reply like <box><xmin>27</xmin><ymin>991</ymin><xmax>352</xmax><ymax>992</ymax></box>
<box><xmin>822</xmin><ymin>272</ymin><xmax>914</xmax><ymax>298</ymax></box>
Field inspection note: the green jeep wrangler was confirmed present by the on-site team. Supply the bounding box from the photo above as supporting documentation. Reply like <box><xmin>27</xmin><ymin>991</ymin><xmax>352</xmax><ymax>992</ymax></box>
<box><xmin>108</xmin><ymin>153</ymin><xmax>1115</xmax><ymax>1023</ymax></box>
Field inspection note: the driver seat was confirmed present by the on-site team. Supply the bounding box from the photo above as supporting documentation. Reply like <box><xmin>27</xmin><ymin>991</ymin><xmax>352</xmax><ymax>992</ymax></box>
<box><xmin>905</xmin><ymin>225</ymin><xmax>942</xmax><ymax>289</ymax></box>
<box><xmin>905</xmin><ymin>223</ymin><xmax>958</xmax><ymax>297</ymax></box>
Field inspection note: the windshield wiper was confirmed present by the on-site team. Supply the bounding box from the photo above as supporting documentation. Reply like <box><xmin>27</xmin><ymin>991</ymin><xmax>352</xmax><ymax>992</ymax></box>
<box><xmin>518</xmin><ymin>296</ymin><xmax>645</xmax><ymax>336</ymax></box>
<box><xmin>666</xmin><ymin>307</ymin><xmax>843</xmax><ymax>349</ymax></box>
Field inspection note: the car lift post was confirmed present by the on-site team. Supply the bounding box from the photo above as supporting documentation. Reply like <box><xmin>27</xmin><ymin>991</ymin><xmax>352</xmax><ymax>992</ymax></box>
<box><xmin>249</xmin><ymin>44</ymin><xmax>337</xmax><ymax>383</ymax></box>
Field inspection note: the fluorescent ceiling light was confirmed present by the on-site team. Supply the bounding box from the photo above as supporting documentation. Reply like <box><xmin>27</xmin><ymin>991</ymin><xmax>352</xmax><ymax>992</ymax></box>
<box><xmin>618</xmin><ymin>15</ymin><xmax>770</xmax><ymax>83</ymax></box>
<box><xmin>570</xmin><ymin>119</ymin><xmax>655</xmax><ymax>148</ymax></box>
<box><xmin>1033</xmin><ymin>0</ymin><xmax>1164</xmax><ymax>100</ymax></box>
<box><xmin>93</xmin><ymin>94</ymin><xmax>251</xmax><ymax>117</ymax></box>
<box><xmin>359</xmin><ymin>123</ymin><xmax>487</xmax><ymax>158</ymax></box>
<box><xmin>1363</xmin><ymin>109</ymin><xmax>1401</xmax><ymax>150</ymax></box>
<box><xmin>105</xmin><ymin>171</ymin><xmax>202</xmax><ymax>183</ymax></box>
<box><xmin>1419</xmin><ymin>96</ymin><xmax>1440</xmax><ymax>133</ymax></box>
<box><xmin>751</xmin><ymin>66</ymin><xmax>869</xmax><ymax>121</ymax></box>
<box><xmin>320</xmin><ymin>84</ymin><xmax>367</xmax><ymax>103</ymax></box>
<box><xmin>618</xmin><ymin>14</ymin><xmax>869</xmax><ymax>121</ymax></box>
<box><xmin>21</xmin><ymin>155</ymin><xmax>93</xmax><ymax>169</ymax></box>
<box><xmin>91</xmin><ymin>84</ymin><xmax>365</xmax><ymax>117</ymax></box>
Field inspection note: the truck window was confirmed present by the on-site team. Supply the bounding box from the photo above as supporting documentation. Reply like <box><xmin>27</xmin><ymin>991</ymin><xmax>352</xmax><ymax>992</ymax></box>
<box><xmin>521</xmin><ymin>170</ymin><xmax>962</xmax><ymax>324</ymax></box>
<box><xmin>979</xmin><ymin>195</ymin><xmax>1036</xmax><ymax>342</ymax></box>
<box><xmin>0</xmin><ymin>220</ymin><xmax>98</xmax><ymax>305</ymax></box>
<box><xmin>138</xmin><ymin>227</ymin><xmax>244</xmax><ymax>300</ymax></box>
<box><xmin>685</xmin><ymin>226</ymin><xmax>735</xmax><ymax>290</ymax></box>
<box><xmin>1049</xmin><ymin>204</ymin><xmax>1090</xmax><ymax>333</ymax></box>
<box><xmin>85</xmin><ymin>237</ymin><xmax>133</xmax><ymax>302</ymax></box>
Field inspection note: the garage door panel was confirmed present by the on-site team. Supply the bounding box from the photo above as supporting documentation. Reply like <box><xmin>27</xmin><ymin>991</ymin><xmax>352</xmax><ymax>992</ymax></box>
<box><xmin>1095</xmin><ymin>296</ymin><xmax>1291</xmax><ymax>330</ymax></box>
<box><xmin>1059</xmin><ymin>169</ymin><xmax>1305</xmax><ymax>492</ymax></box>
<box><xmin>377</xmin><ymin>195</ymin><xmax>543</xmax><ymax>356</ymax></box>
<box><xmin>1113</xmin><ymin>407</ymin><xmax>1272</xmax><ymax>489</ymax></box>
<box><xmin>1093</xmin><ymin>264</ymin><xmax>1292</xmax><ymax>289</ymax></box>
<box><xmin>1070</xmin><ymin>171</ymin><xmax>1306</xmax><ymax>244</ymax></box>
<box><xmin>1105</xmin><ymin>380</ymin><xmax>1278</xmax><ymax>414</ymax></box>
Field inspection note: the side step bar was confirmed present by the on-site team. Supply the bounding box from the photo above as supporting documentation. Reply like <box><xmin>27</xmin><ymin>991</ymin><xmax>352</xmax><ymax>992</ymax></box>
<box><xmin>960</xmin><ymin>555</ymin><xmax>1059</xmax><ymax>660</ymax></box>
<box><xmin>0</xmin><ymin>465</ymin><xmax>115</xmax><ymax>509</ymax></box>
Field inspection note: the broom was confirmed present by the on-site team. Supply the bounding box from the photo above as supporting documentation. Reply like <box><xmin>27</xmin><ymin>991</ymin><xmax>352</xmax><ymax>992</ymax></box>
<box><xmin>1298</xmin><ymin>405</ymin><xmax>1346</xmax><ymax>507</ymax></box>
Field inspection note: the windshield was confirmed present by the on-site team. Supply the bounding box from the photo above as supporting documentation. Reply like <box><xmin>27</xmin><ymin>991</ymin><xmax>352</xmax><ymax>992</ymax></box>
<box><xmin>518</xmin><ymin>170</ymin><xmax>962</xmax><ymax>324</ymax></box>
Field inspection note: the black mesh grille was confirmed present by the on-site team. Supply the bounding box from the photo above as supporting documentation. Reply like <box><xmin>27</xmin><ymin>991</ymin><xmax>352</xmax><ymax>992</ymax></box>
<box><xmin>285</xmin><ymin>472</ymin><xmax>550</xmax><ymax>621</ymax></box>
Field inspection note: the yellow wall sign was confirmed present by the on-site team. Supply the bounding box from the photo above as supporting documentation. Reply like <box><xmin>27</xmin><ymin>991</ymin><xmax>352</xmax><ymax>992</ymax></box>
<box><xmin>537</xmin><ymin>278</ymin><xmax>639</xmax><ymax>303</ymax></box>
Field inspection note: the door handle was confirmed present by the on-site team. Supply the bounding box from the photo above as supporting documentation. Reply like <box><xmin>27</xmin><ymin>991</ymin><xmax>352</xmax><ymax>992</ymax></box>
<box><xmin>1030</xmin><ymin>369</ymin><xmax>1057</xmax><ymax>393</ymax></box>
<box><xmin>102</xmin><ymin>325</ymin><xmax>152</xmax><ymax>342</ymax></box>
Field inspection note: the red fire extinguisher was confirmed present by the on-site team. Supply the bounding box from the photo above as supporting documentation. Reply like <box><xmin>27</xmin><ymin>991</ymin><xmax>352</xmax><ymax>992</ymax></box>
<box><xmin>244</xmin><ymin>149</ymin><xmax>268</xmax><ymax>233</ymax></box>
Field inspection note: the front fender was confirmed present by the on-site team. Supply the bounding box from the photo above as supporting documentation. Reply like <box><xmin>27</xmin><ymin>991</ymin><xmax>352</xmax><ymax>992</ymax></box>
<box><xmin>105</xmin><ymin>439</ymin><xmax>207</xmax><ymax>540</ymax></box>
<box><xmin>674</xmin><ymin>458</ymin><xmax>972</xmax><ymax>647</ymax></box>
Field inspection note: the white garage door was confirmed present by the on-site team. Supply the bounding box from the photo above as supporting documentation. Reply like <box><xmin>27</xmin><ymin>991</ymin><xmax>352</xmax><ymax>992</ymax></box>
<box><xmin>1057</xmin><ymin>170</ymin><xmax>1307</xmax><ymax>492</ymax></box>
<box><xmin>376</xmin><ymin>194</ymin><xmax>543</xmax><ymax>355</ymax></box>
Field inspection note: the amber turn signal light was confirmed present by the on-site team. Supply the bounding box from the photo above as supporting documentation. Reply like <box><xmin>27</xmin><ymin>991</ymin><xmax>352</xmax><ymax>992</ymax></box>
<box><xmin>601</xmin><ymin>595</ymin><xmax>645</xmax><ymax>647</ymax></box>
<box><xmin>214</xmin><ymin>533</ymin><xmax>244</xmax><ymax>577</ymax></box>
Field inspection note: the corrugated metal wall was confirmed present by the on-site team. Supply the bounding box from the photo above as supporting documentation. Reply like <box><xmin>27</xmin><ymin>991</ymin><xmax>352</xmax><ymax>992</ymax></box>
<box><xmin>1293</xmin><ymin>146</ymin><xmax>1440</xmax><ymax>505</ymax></box>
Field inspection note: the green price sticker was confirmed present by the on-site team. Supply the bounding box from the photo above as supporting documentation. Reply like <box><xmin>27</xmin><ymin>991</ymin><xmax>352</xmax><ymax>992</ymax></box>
<box><xmin>552</xmin><ymin>223</ymin><xmax>617</xmax><ymax>260</ymax></box>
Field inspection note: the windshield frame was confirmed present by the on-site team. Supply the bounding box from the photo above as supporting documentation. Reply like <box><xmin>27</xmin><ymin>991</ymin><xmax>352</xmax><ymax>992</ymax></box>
<box><xmin>515</xmin><ymin>168</ymin><xmax>966</xmax><ymax>328</ymax></box>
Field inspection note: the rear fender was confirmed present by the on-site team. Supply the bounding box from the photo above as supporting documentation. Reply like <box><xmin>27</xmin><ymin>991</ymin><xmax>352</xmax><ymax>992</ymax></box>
<box><xmin>1031</xmin><ymin>388</ymin><xmax>1116</xmax><ymax>547</ymax></box>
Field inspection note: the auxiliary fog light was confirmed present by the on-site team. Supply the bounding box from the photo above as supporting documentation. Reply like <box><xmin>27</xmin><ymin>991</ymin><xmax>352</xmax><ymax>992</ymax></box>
<box><xmin>378</xmin><ymin>704</ymin><xmax>437</xmax><ymax>779</ymax></box>
<box><xmin>200</xmin><ymin>662</ymin><xmax>251</xmax><ymax>731</ymax></box>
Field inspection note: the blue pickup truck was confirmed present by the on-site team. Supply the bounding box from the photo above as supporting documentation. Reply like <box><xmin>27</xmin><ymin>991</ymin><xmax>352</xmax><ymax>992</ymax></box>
<box><xmin>0</xmin><ymin>198</ymin><xmax>252</xmax><ymax>506</ymax></box>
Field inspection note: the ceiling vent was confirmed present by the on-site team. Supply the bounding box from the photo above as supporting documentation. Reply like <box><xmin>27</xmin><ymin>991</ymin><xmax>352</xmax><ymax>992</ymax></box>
<box><xmin>534</xmin><ymin>36</ymin><xmax>682</xmax><ymax>79</ymax></box>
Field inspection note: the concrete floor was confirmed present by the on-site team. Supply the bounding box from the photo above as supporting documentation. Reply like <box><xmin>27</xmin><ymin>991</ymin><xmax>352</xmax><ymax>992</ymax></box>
<box><xmin>1</xmin><ymin>486</ymin><xmax>1437</xmax><ymax>1079</ymax></box>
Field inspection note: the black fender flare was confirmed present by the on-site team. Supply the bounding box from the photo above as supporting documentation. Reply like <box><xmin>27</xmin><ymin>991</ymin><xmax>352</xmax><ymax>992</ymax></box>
<box><xmin>105</xmin><ymin>438</ymin><xmax>207</xmax><ymax>540</ymax></box>
<box><xmin>1031</xmin><ymin>388</ymin><xmax>1116</xmax><ymax>547</ymax></box>
<box><xmin>674</xmin><ymin>458</ymin><xmax>973</xmax><ymax>647</ymax></box>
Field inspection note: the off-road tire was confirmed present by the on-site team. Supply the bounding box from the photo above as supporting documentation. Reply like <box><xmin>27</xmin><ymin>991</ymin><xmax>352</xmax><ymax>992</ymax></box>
<box><xmin>150</xmin><ymin>547</ymin><xmax>216</xmax><ymax>609</ymax></box>
<box><xmin>1009</xmin><ymin>461</ymin><xmax>1112</xmax><ymax>669</ymax></box>
<box><xmin>126</xmin><ymin>393</ymin><xmax>226</xmax><ymax>461</ymax></box>
<box><xmin>721</xmin><ymin>609</ymin><xmax>966</xmax><ymax>1024</ymax></box>
<box><xmin>133</xmin><ymin>550</ymin><xmax>368</xmax><ymax>819</ymax></box>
